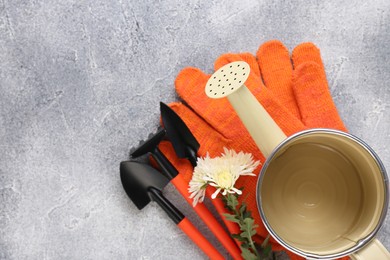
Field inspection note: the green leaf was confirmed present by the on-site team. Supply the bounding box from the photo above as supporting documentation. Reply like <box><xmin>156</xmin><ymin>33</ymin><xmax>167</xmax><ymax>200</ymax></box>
<box><xmin>231</xmin><ymin>233</ymin><xmax>240</xmax><ymax>239</ymax></box>
<box><xmin>261</xmin><ymin>234</ymin><xmax>271</xmax><ymax>248</ymax></box>
<box><xmin>262</xmin><ymin>244</ymin><xmax>272</xmax><ymax>259</ymax></box>
<box><xmin>240</xmin><ymin>218</ymin><xmax>257</xmax><ymax>238</ymax></box>
<box><xmin>243</xmin><ymin>209</ymin><xmax>252</xmax><ymax>219</ymax></box>
<box><xmin>221</xmin><ymin>195</ymin><xmax>228</xmax><ymax>207</ymax></box>
<box><xmin>241</xmin><ymin>191</ymin><xmax>250</xmax><ymax>202</ymax></box>
<box><xmin>241</xmin><ymin>247</ymin><xmax>257</xmax><ymax>260</ymax></box>
<box><xmin>232</xmin><ymin>233</ymin><xmax>247</xmax><ymax>243</ymax></box>
<box><xmin>220</xmin><ymin>189</ymin><xmax>273</xmax><ymax>259</ymax></box>
<box><xmin>223</xmin><ymin>213</ymin><xmax>240</xmax><ymax>224</ymax></box>
<box><xmin>240</xmin><ymin>242</ymin><xmax>250</xmax><ymax>249</ymax></box>
<box><xmin>225</xmin><ymin>193</ymin><xmax>239</xmax><ymax>210</ymax></box>
<box><xmin>239</xmin><ymin>202</ymin><xmax>247</xmax><ymax>217</ymax></box>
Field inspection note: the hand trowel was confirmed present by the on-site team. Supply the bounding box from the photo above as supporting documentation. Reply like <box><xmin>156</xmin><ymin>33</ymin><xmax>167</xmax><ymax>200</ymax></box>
<box><xmin>160</xmin><ymin>102</ymin><xmax>201</xmax><ymax>168</ymax></box>
<box><xmin>120</xmin><ymin>161</ymin><xmax>224</xmax><ymax>259</ymax></box>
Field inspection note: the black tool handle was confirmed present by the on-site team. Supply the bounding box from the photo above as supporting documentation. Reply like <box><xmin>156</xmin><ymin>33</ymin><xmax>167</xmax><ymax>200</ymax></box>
<box><xmin>152</xmin><ymin>147</ymin><xmax>179</xmax><ymax>179</ymax></box>
<box><xmin>148</xmin><ymin>187</ymin><xmax>184</xmax><ymax>224</ymax></box>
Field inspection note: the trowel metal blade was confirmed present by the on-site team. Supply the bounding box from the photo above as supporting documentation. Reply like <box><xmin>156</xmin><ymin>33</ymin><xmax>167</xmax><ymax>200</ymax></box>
<box><xmin>120</xmin><ymin>161</ymin><xmax>170</xmax><ymax>210</ymax></box>
<box><xmin>160</xmin><ymin>102</ymin><xmax>200</xmax><ymax>162</ymax></box>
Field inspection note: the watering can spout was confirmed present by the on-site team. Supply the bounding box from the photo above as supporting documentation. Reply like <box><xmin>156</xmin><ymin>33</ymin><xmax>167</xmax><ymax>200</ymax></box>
<box><xmin>227</xmin><ymin>86</ymin><xmax>286</xmax><ymax>157</ymax></box>
<box><xmin>205</xmin><ymin>61</ymin><xmax>286</xmax><ymax>158</ymax></box>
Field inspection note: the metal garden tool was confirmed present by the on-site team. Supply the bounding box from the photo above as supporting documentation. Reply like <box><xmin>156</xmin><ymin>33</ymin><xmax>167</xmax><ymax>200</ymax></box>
<box><xmin>205</xmin><ymin>61</ymin><xmax>390</xmax><ymax>260</ymax></box>
<box><xmin>120</xmin><ymin>160</ymin><xmax>224</xmax><ymax>259</ymax></box>
<box><xmin>131</xmin><ymin>125</ymin><xmax>242</xmax><ymax>260</ymax></box>
<box><xmin>160</xmin><ymin>102</ymin><xmax>201</xmax><ymax>169</ymax></box>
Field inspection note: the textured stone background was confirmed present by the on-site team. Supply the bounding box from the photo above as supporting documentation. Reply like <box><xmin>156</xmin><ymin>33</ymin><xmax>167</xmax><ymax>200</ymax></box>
<box><xmin>0</xmin><ymin>0</ymin><xmax>389</xmax><ymax>259</ymax></box>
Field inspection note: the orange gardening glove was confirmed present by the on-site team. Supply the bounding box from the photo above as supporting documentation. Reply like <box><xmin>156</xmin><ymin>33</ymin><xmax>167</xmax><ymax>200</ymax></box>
<box><xmin>158</xmin><ymin>40</ymin><xmax>348</xmax><ymax>260</ymax></box>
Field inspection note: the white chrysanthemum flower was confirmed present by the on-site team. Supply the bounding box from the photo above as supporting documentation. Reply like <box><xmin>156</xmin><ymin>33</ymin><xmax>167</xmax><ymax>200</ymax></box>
<box><xmin>188</xmin><ymin>147</ymin><xmax>260</xmax><ymax>206</ymax></box>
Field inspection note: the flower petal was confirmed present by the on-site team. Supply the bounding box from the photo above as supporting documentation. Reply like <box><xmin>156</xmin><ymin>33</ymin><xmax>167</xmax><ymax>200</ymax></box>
<box><xmin>211</xmin><ymin>188</ymin><xmax>221</xmax><ymax>199</ymax></box>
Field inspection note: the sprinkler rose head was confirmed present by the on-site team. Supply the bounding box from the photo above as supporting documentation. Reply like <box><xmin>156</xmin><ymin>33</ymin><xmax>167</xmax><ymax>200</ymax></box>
<box><xmin>205</xmin><ymin>61</ymin><xmax>250</xmax><ymax>99</ymax></box>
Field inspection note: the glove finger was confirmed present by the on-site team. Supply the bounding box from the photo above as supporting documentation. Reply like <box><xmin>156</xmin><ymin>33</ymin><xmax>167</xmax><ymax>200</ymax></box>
<box><xmin>174</xmin><ymin>66</ymin><xmax>260</xmax><ymax>148</ymax></box>
<box><xmin>214</xmin><ymin>52</ymin><xmax>266</xmax><ymax>96</ymax></box>
<box><xmin>213</xmin><ymin>52</ymin><xmax>307</xmax><ymax>137</ymax></box>
<box><xmin>292</xmin><ymin>62</ymin><xmax>347</xmax><ymax>131</ymax></box>
<box><xmin>214</xmin><ymin>52</ymin><xmax>262</xmax><ymax>79</ymax></box>
<box><xmin>257</xmin><ymin>40</ymin><xmax>301</xmax><ymax>119</ymax></box>
<box><xmin>175</xmin><ymin>65</ymin><xmax>306</xmax><ymax>143</ymax></box>
<box><xmin>174</xmin><ymin>67</ymin><xmax>231</xmax><ymax>140</ymax></box>
<box><xmin>177</xmin><ymin>53</ymin><xmax>267</xmax><ymax>137</ymax></box>
<box><xmin>291</xmin><ymin>42</ymin><xmax>325</xmax><ymax>71</ymax></box>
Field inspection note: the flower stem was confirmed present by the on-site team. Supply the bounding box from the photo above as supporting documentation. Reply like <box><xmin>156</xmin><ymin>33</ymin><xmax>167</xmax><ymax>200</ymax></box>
<box><xmin>230</xmin><ymin>194</ymin><xmax>260</xmax><ymax>259</ymax></box>
<box><xmin>248</xmin><ymin>235</ymin><xmax>259</xmax><ymax>259</ymax></box>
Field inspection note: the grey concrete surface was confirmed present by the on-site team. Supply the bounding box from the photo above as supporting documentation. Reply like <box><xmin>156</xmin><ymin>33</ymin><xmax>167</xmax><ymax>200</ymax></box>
<box><xmin>0</xmin><ymin>0</ymin><xmax>389</xmax><ymax>259</ymax></box>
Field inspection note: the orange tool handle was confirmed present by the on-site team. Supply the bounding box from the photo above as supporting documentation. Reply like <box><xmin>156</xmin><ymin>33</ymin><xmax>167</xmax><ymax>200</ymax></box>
<box><xmin>177</xmin><ymin>217</ymin><xmax>224</xmax><ymax>260</ymax></box>
<box><xmin>172</xmin><ymin>174</ymin><xmax>243</xmax><ymax>260</ymax></box>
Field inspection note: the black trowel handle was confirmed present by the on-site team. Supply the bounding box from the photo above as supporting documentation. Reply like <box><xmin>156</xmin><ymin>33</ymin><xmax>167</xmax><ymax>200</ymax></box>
<box><xmin>151</xmin><ymin>147</ymin><xmax>178</xmax><ymax>180</ymax></box>
<box><xmin>148</xmin><ymin>188</ymin><xmax>224</xmax><ymax>260</ymax></box>
<box><xmin>148</xmin><ymin>187</ymin><xmax>183</xmax><ymax>224</ymax></box>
